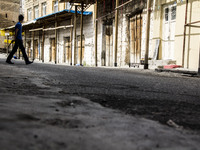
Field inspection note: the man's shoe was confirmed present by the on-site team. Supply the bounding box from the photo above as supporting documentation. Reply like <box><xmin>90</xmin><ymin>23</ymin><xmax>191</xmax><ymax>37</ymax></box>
<box><xmin>6</xmin><ymin>60</ymin><xmax>14</xmax><ymax>64</ymax></box>
<box><xmin>26</xmin><ymin>61</ymin><xmax>33</xmax><ymax>65</ymax></box>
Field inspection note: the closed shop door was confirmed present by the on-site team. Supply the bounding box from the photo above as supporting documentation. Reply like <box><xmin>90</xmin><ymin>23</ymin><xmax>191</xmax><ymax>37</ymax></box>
<box><xmin>77</xmin><ymin>36</ymin><xmax>85</xmax><ymax>65</ymax></box>
<box><xmin>51</xmin><ymin>38</ymin><xmax>56</xmax><ymax>62</ymax></box>
<box><xmin>105</xmin><ymin>26</ymin><xmax>113</xmax><ymax>67</ymax></box>
<box><xmin>34</xmin><ymin>40</ymin><xmax>39</xmax><ymax>59</ymax></box>
<box><xmin>64</xmin><ymin>37</ymin><xmax>71</xmax><ymax>64</ymax></box>
<box><xmin>27</xmin><ymin>41</ymin><xmax>31</xmax><ymax>58</ymax></box>
<box><xmin>162</xmin><ymin>4</ymin><xmax>176</xmax><ymax>60</ymax></box>
<box><xmin>130</xmin><ymin>15</ymin><xmax>142</xmax><ymax>64</ymax></box>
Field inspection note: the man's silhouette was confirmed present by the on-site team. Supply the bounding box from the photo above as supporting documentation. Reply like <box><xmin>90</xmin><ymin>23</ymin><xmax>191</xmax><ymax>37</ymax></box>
<box><xmin>6</xmin><ymin>15</ymin><xmax>33</xmax><ymax>65</ymax></box>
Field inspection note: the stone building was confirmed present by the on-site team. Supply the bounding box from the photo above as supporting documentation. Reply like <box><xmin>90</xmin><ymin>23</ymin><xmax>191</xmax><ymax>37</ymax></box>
<box><xmin>0</xmin><ymin>0</ymin><xmax>21</xmax><ymax>50</ymax></box>
<box><xmin>24</xmin><ymin>0</ymin><xmax>71</xmax><ymax>22</ymax></box>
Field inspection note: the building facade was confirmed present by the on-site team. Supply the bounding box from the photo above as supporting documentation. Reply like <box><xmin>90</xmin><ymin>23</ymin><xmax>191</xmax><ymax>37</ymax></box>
<box><xmin>24</xmin><ymin>0</ymin><xmax>71</xmax><ymax>22</ymax></box>
<box><xmin>3</xmin><ymin>0</ymin><xmax>200</xmax><ymax>71</ymax></box>
<box><xmin>95</xmin><ymin>0</ymin><xmax>200</xmax><ymax>70</ymax></box>
<box><xmin>151</xmin><ymin>0</ymin><xmax>200</xmax><ymax>70</ymax></box>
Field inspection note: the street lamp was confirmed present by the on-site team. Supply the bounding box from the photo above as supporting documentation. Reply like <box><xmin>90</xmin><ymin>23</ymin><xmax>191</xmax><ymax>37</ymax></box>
<box><xmin>5</xmin><ymin>32</ymin><xmax>10</xmax><ymax>55</ymax></box>
<box><xmin>144</xmin><ymin>0</ymin><xmax>151</xmax><ymax>69</ymax></box>
<box><xmin>198</xmin><ymin>43</ymin><xmax>200</xmax><ymax>75</ymax></box>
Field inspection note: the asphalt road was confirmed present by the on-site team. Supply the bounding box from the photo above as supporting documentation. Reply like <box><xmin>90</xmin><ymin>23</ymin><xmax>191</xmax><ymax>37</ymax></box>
<box><xmin>19</xmin><ymin>59</ymin><xmax>200</xmax><ymax>131</ymax></box>
<box><xmin>0</xmin><ymin>56</ymin><xmax>200</xmax><ymax>150</ymax></box>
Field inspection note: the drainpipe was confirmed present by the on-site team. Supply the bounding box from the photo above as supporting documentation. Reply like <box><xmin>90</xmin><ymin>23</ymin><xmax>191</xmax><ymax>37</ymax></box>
<box><xmin>182</xmin><ymin>0</ymin><xmax>188</xmax><ymax>68</ymax></box>
<box><xmin>144</xmin><ymin>0</ymin><xmax>151</xmax><ymax>69</ymax></box>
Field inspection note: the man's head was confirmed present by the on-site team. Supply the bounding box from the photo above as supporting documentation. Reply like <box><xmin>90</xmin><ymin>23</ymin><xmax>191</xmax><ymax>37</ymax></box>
<box><xmin>18</xmin><ymin>15</ymin><xmax>24</xmax><ymax>23</ymax></box>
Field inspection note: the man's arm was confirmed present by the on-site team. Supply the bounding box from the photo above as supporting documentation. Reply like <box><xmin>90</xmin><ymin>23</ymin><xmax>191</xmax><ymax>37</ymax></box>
<box><xmin>15</xmin><ymin>28</ymin><xmax>19</xmax><ymax>40</ymax></box>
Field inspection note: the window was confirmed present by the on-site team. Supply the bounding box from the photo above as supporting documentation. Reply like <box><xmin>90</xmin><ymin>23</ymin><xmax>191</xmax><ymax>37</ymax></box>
<box><xmin>65</xmin><ymin>2</ymin><xmax>71</xmax><ymax>9</ymax></box>
<box><xmin>27</xmin><ymin>8</ymin><xmax>32</xmax><ymax>21</ymax></box>
<box><xmin>165</xmin><ymin>8</ymin><xmax>169</xmax><ymax>21</ymax></box>
<box><xmin>164</xmin><ymin>5</ymin><xmax>176</xmax><ymax>22</ymax></box>
<box><xmin>42</xmin><ymin>2</ymin><xmax>47</xmax><ymax>16</ymax></box>
<box><xmin>54</xmin><ymin>0</ymin><xmax>58</xmax><ymax>12</ymax></box>
<box><xmin>171</xmin><ymin>6</ymin><xmax>176</xmax><ymax>20</ymax></box>
<box><xmin>34</xmin><ymin>5</ymin><xmax>39</xmax><ymax>19</ymax></box>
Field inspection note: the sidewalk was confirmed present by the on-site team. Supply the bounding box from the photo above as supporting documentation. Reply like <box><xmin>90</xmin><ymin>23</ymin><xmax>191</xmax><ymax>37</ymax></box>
<box><xmin>1</xmin><ymin>52</ymin><xmax>200</xmax><ymax>78</ymax></box>
<box><xmin>0</xmin><ymin>53</ymin><xmax>7</xmax><ymax>59</ymax></box>
<box><xmin>155</xmin><ymin>68</ymin><xmax>199</xmax><ymax>77</ymax></box>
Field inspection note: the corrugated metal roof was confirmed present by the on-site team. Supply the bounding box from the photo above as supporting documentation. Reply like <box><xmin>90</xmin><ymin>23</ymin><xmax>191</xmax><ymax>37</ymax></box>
<box><xmin>4</xmin><ymin>20</ymin><xmax>36</xmax><ymax>30</ymax></box>
<box><xmin>60</xmin><ymin>0</ymin><xmax>96</xmax><ymax>4</ymax></box>
<box><xmin>34</xmin><ymin>9</ymin><xmax>92</xmax><ymax>21</ymax></box>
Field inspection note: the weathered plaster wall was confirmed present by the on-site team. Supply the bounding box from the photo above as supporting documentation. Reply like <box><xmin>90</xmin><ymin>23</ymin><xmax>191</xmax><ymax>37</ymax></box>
<box><xmin>97</xmin><ymin>0</ymin><xmax>151</xmax><ymax>67</ymax></box>
<box><xmin>24</xmin><ymin>0</ymin><xmax>66</xmax><ymax>22</ymax></box>
<box><xmin>174</xmin><ymin>0</ymin><xmax>200</xmax><ymax>70</ymax></box>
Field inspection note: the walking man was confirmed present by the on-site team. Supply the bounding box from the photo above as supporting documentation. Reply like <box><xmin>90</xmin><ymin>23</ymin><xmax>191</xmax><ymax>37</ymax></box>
<box><xmin>6</xmin><ymin>15</ymin><xmax>33</xmax><ymax>65</ymax></box>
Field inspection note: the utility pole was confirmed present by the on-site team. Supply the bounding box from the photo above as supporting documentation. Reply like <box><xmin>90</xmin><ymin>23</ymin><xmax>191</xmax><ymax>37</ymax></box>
<box><xmin>6</xmin><ymin>35</ymin><xmax>9</xmax><ymax>55</ymax></box>
<box><xmin>73</xmin><ymin>6</ymin><xmax>77</xmax><ymax>65</ymax></box>
<box><xmin>70</xmin><ymin>17</ymin><xmax>73</xmax><ymax>66</ymax></box>
<box><xmin>114</xmin><ymin>0</ymin><xmax>119</xmax><ymax>67</ymax></box>
<box><xmin>55</xmin><ymin>21</ymin><xmax>57</xmax><ymax>64</ymax></box>
<box><xmin>32</xmin><ymin>31</ymin><xmax>35</xmax><ymax>60</ymax></box>
<box><xmin>95</xmin><ymin>0</ymin><xmax>98</xmax><ymax>67</ymax></box>
<box><xmin>24</xmin><ymin>30</ymin><xmax>26</xmax><ymax>55</ymax></box>
<box><xmin>144</xmin><ymin>0</ymin><xmax>151</xmax><ymax>69</ymax></box>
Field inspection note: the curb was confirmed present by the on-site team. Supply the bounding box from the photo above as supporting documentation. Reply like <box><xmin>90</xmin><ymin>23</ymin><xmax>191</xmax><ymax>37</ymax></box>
<box><xmin>155</xmin><ymin>68</ymin><xmax>199</xmax><ymax>77</ymax></box>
